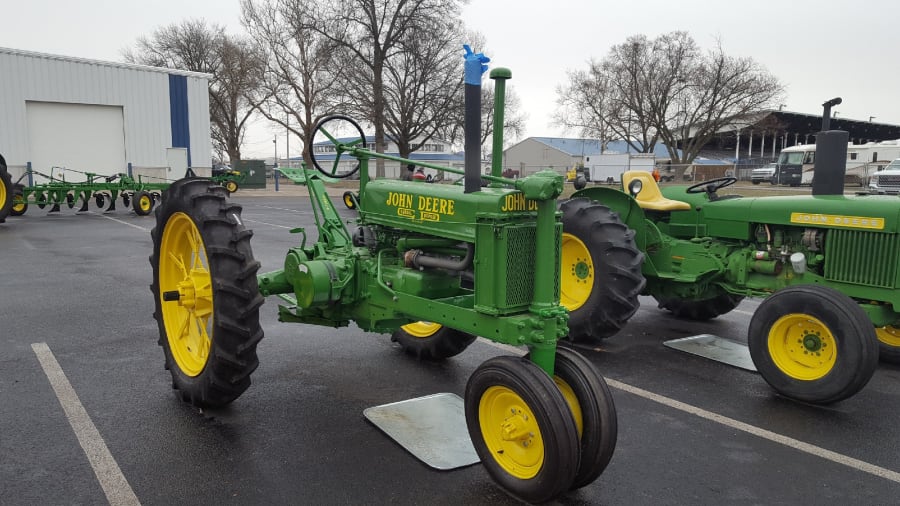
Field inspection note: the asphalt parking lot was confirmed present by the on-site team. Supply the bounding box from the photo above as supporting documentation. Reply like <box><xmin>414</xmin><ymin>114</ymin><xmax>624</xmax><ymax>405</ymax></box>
<box><xmin>2</xmin><ymin>189</ymin><xmax>900</xmax><ymax>505</ymax></box>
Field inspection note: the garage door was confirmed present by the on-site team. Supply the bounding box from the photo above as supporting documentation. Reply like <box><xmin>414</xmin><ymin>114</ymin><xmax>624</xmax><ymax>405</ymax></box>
<box><xmin>26</xmin><ymin>101</ymin><xmax>126</xmax><ymax>181</ymax></box>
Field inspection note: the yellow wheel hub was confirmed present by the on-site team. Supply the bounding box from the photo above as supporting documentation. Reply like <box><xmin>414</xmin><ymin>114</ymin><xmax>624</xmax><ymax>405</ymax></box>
<box><xmin>140</xmin><ymin>195</ymin><xmax>152</xmax><ymax>212</ymax></box>
<box><xmin>478</xmin><ymin>386</ymin><xmax>545</xmax><ymax>479</ymax></box>
<box><xmin>159</xmin><ymin>212</ymin><xmax>214</xmax><ymax>377</ymax></box>
<box><xmin>12</xmin><ymin>195</ymin><xmax>25</xmax><ymax>213</ymax></box>
<box><xmin>0</xmin><ymin>180</ymin><xmax>6</xmax><ymax>204</ymax></box>
<box><xmin>225</xmin><ymin>181</ymin><xmax>238</xmax><ymax>193</ymax></box>
<box><xmin>768</xmin><ymin>313</ymin><xmax>837</xmax><ymax>380</ymax></box>
<box><xmin>560</xmin><ymin>233</ymin><xmax>593</xmax><ymax>311</ymax></box>
<box><xmin>876</xmin><ymin>326</ymin><xmax>900</xmax><ymax>349</ymax></box>
<box><xmin>344</xmin><ymin>194</ymin><xmax>354</xmax><ymax>207</ymax></box>
<box><xmin>401</xmin><ymin>321</ymin><xmax>441</xmax><ymax>338</ymax></box>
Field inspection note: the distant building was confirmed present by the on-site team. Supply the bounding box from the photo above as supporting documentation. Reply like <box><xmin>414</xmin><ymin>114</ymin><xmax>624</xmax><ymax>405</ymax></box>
<box><xmin>0</xmin><ymin>47</ymin><xmax>212</xmax><ymax>183</ymax></box>
<box><xmin>311</xmin><ymin>136</ymin><xmax>463</xmax><ymax>180</ymax></box>
<box><xmin>502</xmin><ymin>137</ymin><xmax>675</xmax><ymax>178</ymax></box>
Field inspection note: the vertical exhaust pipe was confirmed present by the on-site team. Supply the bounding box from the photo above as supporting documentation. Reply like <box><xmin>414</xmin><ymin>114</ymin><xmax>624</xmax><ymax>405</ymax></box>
<box><xmin>463</xmin><ymin>45</ymin><xmax>489</xmax><ymax>194</ymax></box>
<box><xmin>813</xmin><ymin>97</ymin><xmax>848</xmax><ymax>196</ymax></box>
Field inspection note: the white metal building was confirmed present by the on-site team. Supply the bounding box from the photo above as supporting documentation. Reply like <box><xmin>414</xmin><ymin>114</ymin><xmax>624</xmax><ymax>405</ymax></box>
<box><xmin>0</xmin><ymin>47</ymin><xmax>212</xmax><ymax>184</ymax></box>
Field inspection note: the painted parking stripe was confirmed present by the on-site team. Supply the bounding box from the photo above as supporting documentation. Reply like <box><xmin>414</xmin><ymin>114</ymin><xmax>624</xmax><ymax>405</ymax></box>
<box><xmin>475</xmin><ymin>337</ymin><xmax>900</xmax><ymax>484</ymax></box>
<box><xmin>606</xmin><ymin>378</ymin><xmax>900</xmax><ymax>484</ymax></box>
<box><xmin>91</xmin><ymin>213</ymin><xmax>151</xmax><ymax>232</ymax></box>
<box><xmin>243</xmin><ymin>218</ymin><xmax>294</xmax><ymax>229</ymax></box>
<box><xmin>32</xmin><ymin>343</ymin><xmax>141</xmax><ymax>506</ymax></box>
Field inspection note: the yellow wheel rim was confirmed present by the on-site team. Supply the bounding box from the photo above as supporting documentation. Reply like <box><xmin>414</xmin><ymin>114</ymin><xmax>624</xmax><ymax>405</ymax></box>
<box><xmin>553</xmin><ymin>376</ymin><xmax>583</xmax><ymax>437</ymax></box>
<box><xmin>767</xmin><ymin>313</ymin><xmax>837</xmax><ymax>380</ymax></box>
<box><xmin>225</xmin><ymin>181</ymin><xmax>238</xmax><ymax>193</ymax></box>
<box><xmin>401</xmin><ymin>321</ymin><xmax>441</xmax><ymax>338</ymax></box>
<box><xmin>344</xmin><ymin>194</ymin><xmax>354</xmax><ymax>208</ymax></box>
<box><xmin>479</xmin><ymin>386</ymin><xmax>544</xmax><ymax>479</ymax></box>
<box><xmin>140</xmin><ymin>195</ymin><xmax>153</xmax><ymax>212</ymax></box>
<box><xmin>0</xmin><ymin>181</ymin><xmax>6</xmax><ymax>206</ymax></box>
<box><xmin>159</xmin><ymin>212</ymin><xmax>214</xmax><ymax>377</ymax></box>
<box><xmin>876</xmin><ymin>326</ymin><xmax>900</xmax><ymax>349</ymax></box>
<box><xmin>560</xmin><ymin>233</ymin><xmax>593</xmax><ymax>311</ymax></box>
<box><xmin>12</xmin><ymin>195</ymin><xmax>25</xmax><ymax>213</ymax></box>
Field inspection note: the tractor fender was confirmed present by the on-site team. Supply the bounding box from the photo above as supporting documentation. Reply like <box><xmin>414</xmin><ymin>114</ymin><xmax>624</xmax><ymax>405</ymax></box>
<box><xmin>570</xmin><ymin>186</ymin><xmax>649</xmax><ymax>249</ymax></box>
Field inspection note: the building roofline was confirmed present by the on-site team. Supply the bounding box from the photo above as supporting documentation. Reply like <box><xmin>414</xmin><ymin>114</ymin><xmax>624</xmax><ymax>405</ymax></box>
<box><xmin>0</xmin><ymin>46</ymin><xmax>213</xmax><ymax>79</ymax></box>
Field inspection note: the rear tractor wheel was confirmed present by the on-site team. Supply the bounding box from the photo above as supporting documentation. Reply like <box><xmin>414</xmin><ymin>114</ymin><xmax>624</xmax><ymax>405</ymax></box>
<box><xmin>150</xmin><ymin>179</ymin><xmax>265</xmax><ymax>407</ymax></box>
<box><xmin>559</xmin><ymin>198</ymin><xmax>645</xmax><ymax>342</ymax></box>
<box><xmin>391</xmin><ymin>322</ymin><xmax>476</xmax><ymax>360</ymax></box>
<box><xmin>748</xmin><ymin>285</ymin><xmax>879</xmax><ymax>404</ymax></box>
<box><xmin>0</xmin><ymin>166</ymin><xmax>12</xmax><ymax>221</ymax></box>
<box><xmin>465</xmin><ymin>356</ymin><xmax>580</xmax><ymax>503</ymax></box>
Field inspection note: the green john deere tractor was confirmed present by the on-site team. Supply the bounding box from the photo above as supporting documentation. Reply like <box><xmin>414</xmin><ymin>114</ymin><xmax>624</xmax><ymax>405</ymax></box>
<box><xmin>149</xmin><ymin>55</ymin><xmax>616</xmax><ymax>503</ymax></box>
<box><xmin>561</xmin><ymin>170</ymin><xmax>900</xmax><ymax>404</ymax></box>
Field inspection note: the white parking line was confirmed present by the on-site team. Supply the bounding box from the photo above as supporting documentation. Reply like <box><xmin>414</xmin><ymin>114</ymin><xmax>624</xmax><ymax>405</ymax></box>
<box><xmin>31</xmin><ymin>343</ymin><xmax>141</xmax><ymax>506</ymax></box>
<box><xmin>93</xmin><ymin>213</ymin><xmax>151</xmax><ymax>232</ymax></box>
<box><xmin>607</xmin><ymin>378</ymin><xmax>900</xmax><ymax>484</ymax></box>
<box><xmin>243</xmin><ymin>218</ymin><xmax>294</xmax><ymax>229</ymax></box>
<box><xmin>476</xmin><ymin>337</ymin><xmax>900</xmax><ymax>484</ymax></box>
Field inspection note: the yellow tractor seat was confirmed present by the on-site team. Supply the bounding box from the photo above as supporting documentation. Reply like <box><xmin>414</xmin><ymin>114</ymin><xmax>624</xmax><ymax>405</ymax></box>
<box><xmin>622</xmin><ymin>171</ymin><xmax>691</xmax><ymax>212</ymax></box>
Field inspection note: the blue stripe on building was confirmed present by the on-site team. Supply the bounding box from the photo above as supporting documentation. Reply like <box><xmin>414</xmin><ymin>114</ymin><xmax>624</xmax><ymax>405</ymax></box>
<box><xmin>168</xmin><ymin>74</ymin><xmax>191</xmax><ymax>167</ymax></box>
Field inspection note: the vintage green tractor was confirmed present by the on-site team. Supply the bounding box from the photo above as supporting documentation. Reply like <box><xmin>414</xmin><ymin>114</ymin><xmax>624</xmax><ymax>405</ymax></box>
<box><xmin>563</xmin><ymin>170</ymin><xmax>900</xmax><ymax>404</ymax></box>
<box><xmin>149</xmin><ymin>56</ymin><xmax>617</xmax><ymax>503</ymax></box>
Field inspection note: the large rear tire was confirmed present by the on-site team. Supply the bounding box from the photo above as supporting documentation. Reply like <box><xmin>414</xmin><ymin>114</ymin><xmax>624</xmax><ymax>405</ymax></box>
<box><xmin>559</xmin><ymin>198</ymin><xmax>645</xmax><ymax>342</ymax></box>
<box><xmin>0</xmin><ymin>163</ymin><xmax>14</xmax><ymax>222</ymax></box>
<box><xmin>150</xmin><ymin>179</ymin><xmax>265</xmax><ymax>407</ymax></box>
<box><xmin>748</xmin><ymin>285</ymin><xmax>878</xmax><ymax>404</ymax></box>
<box><xmin>391</xmin><ymin>322</ymin><xmax>476</xmax><ymax>360</ymax></box>
<box><xmin>654</xmin><ymin>292</ymin><xmax>744</xmax><ymax>320</ymax></box>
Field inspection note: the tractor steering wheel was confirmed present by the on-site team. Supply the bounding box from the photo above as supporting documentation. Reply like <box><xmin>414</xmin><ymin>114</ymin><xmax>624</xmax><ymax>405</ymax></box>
<box><xmin>686</xmin><ymin>176</ymin><xmax>738</xmax><ymax>195</ymax></box>
<box><xmin>309</xmin><ymin>115</ymin><xmax>367</xmax><ymax>179</ymax></box>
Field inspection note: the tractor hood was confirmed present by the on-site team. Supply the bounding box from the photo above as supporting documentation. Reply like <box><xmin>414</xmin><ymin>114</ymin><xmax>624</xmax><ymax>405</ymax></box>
<box><xmin>663</xmin><ymin>188</ymin><xmax>900</xmax><ymax>240</ymax></box>
<box><xmin>360</xmin><ymin>179</ymin><xmax>540</xmax><ymax>243</ymax></box>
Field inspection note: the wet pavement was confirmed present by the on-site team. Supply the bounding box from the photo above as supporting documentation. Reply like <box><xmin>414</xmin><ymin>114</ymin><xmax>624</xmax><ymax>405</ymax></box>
<box><xmin>2</xmin><ymin>193</ymin><xmax>899</xmax><ymax>505</ymax></box>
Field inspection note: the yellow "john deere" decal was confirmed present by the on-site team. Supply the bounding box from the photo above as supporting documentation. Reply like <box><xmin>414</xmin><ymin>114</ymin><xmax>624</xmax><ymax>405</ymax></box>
<box><xmin>790</xmin><ymin>212</ymin><xmax>885</xmax><ymax>230</ymax></box>
<box><xmin>501</xmin><ymin>193</ymin><xmax>539</xmax><ymax>212</ymax></box>
<box><xmin>385</xmin><ymin>191</ymin><xmax>455</xmax><ymax>221</ymax></box>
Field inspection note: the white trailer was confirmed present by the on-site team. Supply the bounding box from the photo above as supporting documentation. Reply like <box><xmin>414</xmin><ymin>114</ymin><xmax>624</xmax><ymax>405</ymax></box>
<box><xmin>778</xmin><ymin>140</ymin><xmax>900</xmax><ymax>186</ymax></box>
<box><xmin>583</xmin><ymin>153</ymin><xmax>655</xmax><ymax>183</ymax></box>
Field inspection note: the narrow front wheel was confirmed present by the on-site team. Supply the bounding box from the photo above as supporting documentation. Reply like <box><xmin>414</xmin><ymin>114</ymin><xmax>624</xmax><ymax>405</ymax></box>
<box><xmin>465</xmin><ymin>356</ymin><xmax>579</xmax><ymax>503</ymax></box>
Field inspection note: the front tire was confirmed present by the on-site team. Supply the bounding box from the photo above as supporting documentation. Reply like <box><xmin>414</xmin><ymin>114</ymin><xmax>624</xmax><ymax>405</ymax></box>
<box><xmin>465</xmin><ymin>356</ymin><xmax>579</xmax><ymax>503</ymax></box>
<box><xmin>875</xmin><ymin>326</ymin><xmax>900</xmax><ymax>364</ymax></box>
<box><xmin>748</xmin><ymin>285</ymin><xmax>879</xmax><ymax>404</ymax></box>
<box><xmin>528</xmin><ymin>347</ymin><xmax>617</xmax><ymax>490</ymax></box>
<box><xmin>150</xmin><ymin>179</ymin><xmax>265</xmax><ymax>407</ymax></box>
<box><xmin>559</xmin><ymin>198</ymin><xmax>645</xmax><ymax>342</ymax></box>
<box><xmin>391</xmin><ymin>322</ymin><xmax>476</xmax><ymax>360</ymax></box>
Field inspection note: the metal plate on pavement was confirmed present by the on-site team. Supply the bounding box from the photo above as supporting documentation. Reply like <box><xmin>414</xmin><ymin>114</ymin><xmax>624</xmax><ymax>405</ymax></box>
<box><xmin>664</xmin><ymin>334</ymin><xmax>757</xmax><ymax>371</ymax></box>
<box><xmin>363</xmin><ymin>393</ymin><xmax>480</xmax><ymax>470</ymax></box>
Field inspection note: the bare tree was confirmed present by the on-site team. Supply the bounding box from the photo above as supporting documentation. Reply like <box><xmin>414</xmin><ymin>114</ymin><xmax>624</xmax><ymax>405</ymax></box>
<box><xmin>242</xmin><ymin>0</ymin><xmax>347</xmax><ymax>169</ymax></box>
<box><xmin>309</xmin><ymin>0</ymin><xmax>464</xmax><ymax>177</ymax></box>
<box><xmin>555</xmin><ymin>31</ymin><xmax>784</xmax><ymax>164</ymax></box>
<box><xmin>123</xmin><ymin>19</ymin><xmax>265</xmax><ymax>162</ymax></box>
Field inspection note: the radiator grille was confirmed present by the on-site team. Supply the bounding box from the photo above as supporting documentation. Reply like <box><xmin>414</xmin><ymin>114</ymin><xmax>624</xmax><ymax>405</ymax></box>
<box><xmin>505</xmin><ymin>225</ymin><xmax>536</xmax><ymax>307</ymax></box>
<box><xmin>824</xmin><ymin>229</ymin><xmax>898</xmax><ymax>288</ymax></box>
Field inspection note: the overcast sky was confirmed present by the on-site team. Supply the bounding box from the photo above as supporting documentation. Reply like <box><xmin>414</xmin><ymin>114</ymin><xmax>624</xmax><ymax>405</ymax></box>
<box><xmin>3</xmin><ymin>0</ymin><xmax>898</xmax><ymax>158</ymax></box>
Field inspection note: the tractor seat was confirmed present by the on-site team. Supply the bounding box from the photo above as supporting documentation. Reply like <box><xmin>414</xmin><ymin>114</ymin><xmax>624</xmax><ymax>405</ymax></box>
<box><xmin>622</xmin><ymin>171</ymin><xmax>691</xmax><ymax>212</ymax></box>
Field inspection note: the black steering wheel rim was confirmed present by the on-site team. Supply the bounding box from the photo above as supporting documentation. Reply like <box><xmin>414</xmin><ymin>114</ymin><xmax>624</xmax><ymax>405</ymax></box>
<box><xmin>309</xmin><ymin>115</ymin><xmax>366</xmax><ymax>179</ymax></box>
<box><xmin>686</xmin><ymin>176</ymin><xmax>738</xmax><ymax>194</ymax></box>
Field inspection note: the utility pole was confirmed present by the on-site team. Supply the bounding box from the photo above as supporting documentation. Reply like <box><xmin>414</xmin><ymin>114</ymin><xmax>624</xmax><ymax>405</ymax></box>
<box><xmin>273</xmin><ymin>136</ymin><xmax>278</xmax><ymax>168</ymax></box>
<box><xmin>286</xmin><ymin>113</ymin><xmax>290</xmax><ymax>169</ymax></box>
